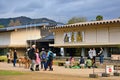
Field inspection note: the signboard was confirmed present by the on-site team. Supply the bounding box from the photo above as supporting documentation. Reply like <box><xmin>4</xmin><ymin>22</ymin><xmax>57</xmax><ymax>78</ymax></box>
<box><xmin>111</xmin><ymin>55</ymin><xmax>120</xmax><ymax>60</ymax></box>
<box><xmin>64</xmin><ymin>31</ymin><xmax>84</xmax><ymax>43</ymax></box>
<box><xmin>106</xmin><ymin>65</ymin><xmax>114</xmax><ymax>75</ymax></box>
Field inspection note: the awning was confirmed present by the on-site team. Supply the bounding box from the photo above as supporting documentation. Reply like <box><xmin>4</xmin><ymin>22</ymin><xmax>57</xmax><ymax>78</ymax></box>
<box><xmin>27</xmin><ymin>34</ymin><xmax>54</xmax><ymax>43</ymax></box>
<box><xmin>49</xmin><ymin>42</ymin><xmax>120</xmax><ymax>48</ymax></box>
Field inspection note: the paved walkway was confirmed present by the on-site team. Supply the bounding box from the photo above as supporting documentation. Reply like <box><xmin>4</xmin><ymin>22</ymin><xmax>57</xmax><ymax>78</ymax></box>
<box><xmin>0</xmin><ymin>62</ymin><xmax>120</xmax><ymax>79</ymax></box>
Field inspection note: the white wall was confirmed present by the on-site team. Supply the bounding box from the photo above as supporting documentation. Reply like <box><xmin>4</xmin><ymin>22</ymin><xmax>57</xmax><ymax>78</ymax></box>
<box><xmin>85</xmin><ymin>28</ymin><xmax>96</xmax><ymax>42</ymax></box>
<box><xmin>0</xmin><ymin>32</ymin><xmax>11</xmax><ymax>46</ymax></box>
<box><xmin>10</xmin><ymin>28</ymin><xmax>41</xmax><ymax>46</ymax></box>
<box><xmin>109</xmin><ymin>27</ymin><xmax>120</xmax><ymax>42</ymax></box>
<box><xmin>54</xmin><ymin>26</ymin><xmax>120</xmax><ymax>44</ymax></box>
<box><xmin>55</xmin><ymin>31</ymin><xmax>64</xmax><ymax>44</ymax></box>
<box><xmin>96</xmin><ymin>28</ymin><xmax>109</xmax><ymax>42</ymax></box>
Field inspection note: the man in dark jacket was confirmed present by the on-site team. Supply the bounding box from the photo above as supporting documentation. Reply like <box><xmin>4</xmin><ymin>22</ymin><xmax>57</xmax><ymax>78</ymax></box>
<box><xmin>13</xmin><ymin>50</ymin><xmax>17</xmax><ymax>67</ymax></box>
<box><xmin>28</xmin><ymin>44</ymin><xmax>36</xmax><ymax>71</ymax></box>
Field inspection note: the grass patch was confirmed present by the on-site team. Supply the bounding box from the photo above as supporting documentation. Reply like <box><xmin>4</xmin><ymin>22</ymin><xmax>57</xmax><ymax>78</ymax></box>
<box><xmin>0</xmin><ymin>70</ymin><xmax>24</xmax><ymax>75</ymax></box>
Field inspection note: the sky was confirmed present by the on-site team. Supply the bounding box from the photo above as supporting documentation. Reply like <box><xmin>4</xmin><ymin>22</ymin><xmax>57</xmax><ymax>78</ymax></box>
<box><xmin>0</xmin><ymin>0</ymin><xmax>120</xmax><ymax>23</ymax></box>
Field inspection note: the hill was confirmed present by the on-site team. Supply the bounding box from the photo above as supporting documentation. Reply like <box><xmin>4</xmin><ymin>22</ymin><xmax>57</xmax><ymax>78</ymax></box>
<box><xmin>0</xmin><ymin>16</ymin><xmax>63</xmax><ymax>27</ymax></box>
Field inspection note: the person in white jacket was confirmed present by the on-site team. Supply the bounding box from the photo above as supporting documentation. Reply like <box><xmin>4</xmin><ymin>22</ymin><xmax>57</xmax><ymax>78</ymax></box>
<box><xmin>92</xmin><ymin>48</ymin><xmax>96</xmax><ymax>65</ymax></box>
<box><xmin>88</xmin><ymin>49</ymin><xmax>93</xmax><ymax>59</ymax></box>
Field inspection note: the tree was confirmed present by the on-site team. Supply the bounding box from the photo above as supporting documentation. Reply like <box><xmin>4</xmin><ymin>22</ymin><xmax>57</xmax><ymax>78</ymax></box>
<box><xmin>0</xmin><ymin>25</ymin><xmax>4</xmax><ymax>28</ymax></box>
<box><xmin>8</xmin><ymin>19</ymin><xmax>21</xmax><ymax>27</ymax></box>
<box><xmin>8</xmin><ymin>20</ymin><xmax>15</xmax><ymax>27</ymax></box>
<box><xmin>67</xmin><ymin>17</ymin><xmax>87</xmax><ymax>24</ymax></box>
<box><xmin>96</xmin><ymin>15</ymin><xmax>103</xmax><ymax>21</ymax></box>
<box><xmin>14</xmin><ymin>19</ymin><xmax>21</xmax><ymax>26</ymax></box>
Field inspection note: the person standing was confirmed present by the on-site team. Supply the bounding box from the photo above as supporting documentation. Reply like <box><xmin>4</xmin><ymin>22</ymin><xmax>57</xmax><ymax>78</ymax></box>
<box><xmin>7</xmin><ymin>50</ymin><xmax>10</xmax><ymax>63</ymax></box>
<box><xmin>46</xmin><ymin>49</ymin><xmax>54</xmax><ymax>71</ymax></box>
<box><xmin>98</xmin><ymin>48</ymin><xmax>104</xmax><ymax>64</ymax></box>
<box><xmin>92</xmin><ymin>48</ymin><xmax>96</xmax><ymax>65</ymax></box>
<box><xmin>35</xmin><ymin>48</ymin><xmax>40</xmax><ymax>71</ymax></box>
<box><xmin>40</xmin><ymin>48</ymin><xmax>47</xmax><ymax>70</ymax></box>
<box><xmin>88</xmin><ymin>48</ymin><xmax>93</xmax><ymax>59</ymax></box>
<box><xmin>13</xmin><ymin>50</ymin><xmax>17</xmax><ymax>67</ymax></box>
<box><xmin>28</xmin><ymin>44</ymin><xmax>36</xmax><ymax>71</ymax></box>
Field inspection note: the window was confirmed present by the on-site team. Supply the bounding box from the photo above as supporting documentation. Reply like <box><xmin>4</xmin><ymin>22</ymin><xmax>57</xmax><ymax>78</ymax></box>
<box><xmin>109</xmin><ymin>47</ymin><xmax>120</xmax><ymax>54</ymax></box>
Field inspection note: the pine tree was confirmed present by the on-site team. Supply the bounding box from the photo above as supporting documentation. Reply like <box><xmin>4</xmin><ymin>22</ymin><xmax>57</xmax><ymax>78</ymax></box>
<box><xmin>96</xmin><ymin>15</ymin><xmax>103</xmax><ymax>21</ymax></box>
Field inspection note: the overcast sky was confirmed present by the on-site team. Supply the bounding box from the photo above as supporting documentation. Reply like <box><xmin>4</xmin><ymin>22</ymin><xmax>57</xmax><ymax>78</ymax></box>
<box><xmin>0</xmin><ymin>0</ymin><xmax>120</xmax><ymax>23</ymax></box>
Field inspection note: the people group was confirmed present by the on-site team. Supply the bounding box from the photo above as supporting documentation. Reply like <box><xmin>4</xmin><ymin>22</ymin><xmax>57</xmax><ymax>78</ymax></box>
<box><xmin>6</xmin><ymin>49</ymin><xmax>18</xmax><ymax>67</ymax></box>
<box><xmin>6</xmin><ymin>46</ymin><xmax>103</xmax><ymax>70</ymax></box>
<box><xmin>86</xmin><ymin>48</ymin><xmax>104</xmax><ymax>68</ymax></box>
<box><xmin>64</xmin><ymin>48</ymin><xmax>104</xmax><ymax>69</ymax></box>
<box><xmin>27</xmin><ymin>44</ymin><xmax>54</xmax><ymax>71</ymax></box>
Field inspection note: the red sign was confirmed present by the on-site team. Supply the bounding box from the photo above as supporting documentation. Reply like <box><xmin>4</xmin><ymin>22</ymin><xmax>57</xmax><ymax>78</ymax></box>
<box><xmin>109</xmin><ymin>68</ymin><xmax>112</xmax><ymax>72</ymax></box>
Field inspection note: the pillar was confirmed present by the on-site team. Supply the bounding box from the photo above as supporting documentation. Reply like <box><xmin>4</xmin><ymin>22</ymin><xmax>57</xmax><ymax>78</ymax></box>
<box><xmin>81</xmin><ymin>48</ymin><xmax>85</xmax><ymax>57</ymax></box>
<box><xmin>60</xmin><ymin>47</ymin><xmax>64</xmax><ymax>57</ymax></box>
<box><xmin>104</xmin><ymin>47</ymin><xmax>108</xmax><ymax>58</ymax></box>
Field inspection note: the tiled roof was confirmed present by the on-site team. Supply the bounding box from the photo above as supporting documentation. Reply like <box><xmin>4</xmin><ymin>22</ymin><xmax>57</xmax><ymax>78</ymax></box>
<box><xmin>50</xmin><ymin>19</ymin><xmax>120</xmax><ymax>29</ymax></box>
<box><xmin>0</xmin><ymin>23</ymin><xmax>49</xmax><ymax>32</ymax></box>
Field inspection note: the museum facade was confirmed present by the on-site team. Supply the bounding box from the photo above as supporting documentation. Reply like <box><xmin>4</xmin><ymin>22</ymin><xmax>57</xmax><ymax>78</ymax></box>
<box><xmin>49</xmin><ymin>19</ymin><xmax>120</xmax><ymax>58</ymax></box>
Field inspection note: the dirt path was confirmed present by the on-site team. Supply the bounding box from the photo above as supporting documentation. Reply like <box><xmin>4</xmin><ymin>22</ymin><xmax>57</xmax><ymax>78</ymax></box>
<box><xmin>0</xmin><ymin>62</ymin><xmax>120</xmax><ymax>80</ymax></box>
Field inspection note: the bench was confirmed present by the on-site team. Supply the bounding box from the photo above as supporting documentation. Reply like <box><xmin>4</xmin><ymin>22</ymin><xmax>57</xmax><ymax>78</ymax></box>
<box><xmin>110</xmin><ymin>55</ymin><xmax>120</xmax><ymax>63</ymax></box>
<box><xmin>0</xmin><ymin>59</ymin><xmax>5</xmax><ymax>62</ymax></box>
<box><xmin>111</xmin><ymin>55</ymin><xmax>120</xmax><ymax>60</ymax></box>
<box><xmin>114</xmin><ymin>65</ymin><xmax>120</xmax><ymax>70</ymax></box>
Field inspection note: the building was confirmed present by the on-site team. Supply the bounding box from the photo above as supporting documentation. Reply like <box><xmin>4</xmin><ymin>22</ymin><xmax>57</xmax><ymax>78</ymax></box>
<box><xmin>0</xmin><ymin>23</ymin><xmax>51</xmax><ymax>56</ymax></box>
<box><xmin>49</xmin><ymin>19</ymin><xmax>120</xmax><ymax>58</ymax></box>
<box><xmin>27</xmin><ymin>31</ymin><xmax>60</xmax><ymax>56</ymax></box>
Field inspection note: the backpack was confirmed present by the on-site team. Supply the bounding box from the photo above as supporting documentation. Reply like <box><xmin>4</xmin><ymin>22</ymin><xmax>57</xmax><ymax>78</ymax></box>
<box><xmin>49</xmin><ymin>52</ymin><xmax>53</xmax><ymax>61</ymax></box>
<box><xmin>41</xmin><ymin>52</ymin><xmax>46</xmax><ymax>60</ymax></box>
<box><xmin>28</xmin><ymin>49</ymin><xmax>32</xmax><ymax>59</ymax></box>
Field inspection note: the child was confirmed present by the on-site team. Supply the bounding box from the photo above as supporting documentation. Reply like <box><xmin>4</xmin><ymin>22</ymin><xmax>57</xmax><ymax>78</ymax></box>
<box><xmin>86</xmin><ymin>57</ymin><xmax>92</xmax><ymax>68</ymax></box>
<box><xmin>35</xmin><ymin>49</ymin><xmax>41</xmax><ymax>71</ymax></box>
<box><xmin>65</xmin><ymin>58</ymin><xmax>70</xmax><ymax>68</ymax></box>
<box><xmin>79</xmin><ymin>56</ymin><xmax>85</xmax><ymax>68</ymax></box>
<box><xmin>70</xmin><ymin>56</ymin><xmax>75</xmax><ymax>67</ymax></box>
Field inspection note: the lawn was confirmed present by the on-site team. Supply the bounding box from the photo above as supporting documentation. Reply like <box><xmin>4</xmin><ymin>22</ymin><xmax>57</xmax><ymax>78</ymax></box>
<box><xmin>0</xmin><ymin>70</ymin><xmax>24</xmax><ymax>75</ymax></box>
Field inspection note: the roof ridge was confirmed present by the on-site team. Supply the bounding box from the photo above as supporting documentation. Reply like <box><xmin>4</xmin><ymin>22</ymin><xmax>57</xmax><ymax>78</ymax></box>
<box><xmin>53</xmin><ymin>19</ymin><xmax>120</xmax><ymax>29</ymax></box>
